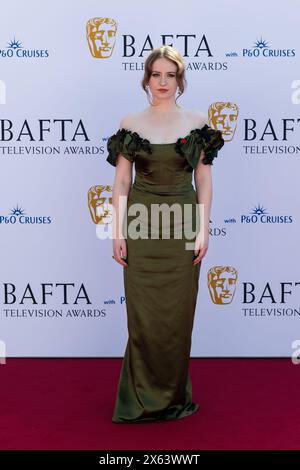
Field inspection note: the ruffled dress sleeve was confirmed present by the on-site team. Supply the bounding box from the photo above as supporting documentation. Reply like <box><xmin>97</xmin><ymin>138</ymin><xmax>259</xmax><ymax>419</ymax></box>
<box><xmin>106</xmin><ymin>128</ymin><xmax>152</xmax><ymax>167</ymax></box>
<box><xmin>175</xmin><ymin>124</ymin><xmax>225</xmax><ymax>170</ymax></box>
<box><xmin>106</xmin><ymin>128</ymin><xmax>135</xmax><ymax>166</ymax></box>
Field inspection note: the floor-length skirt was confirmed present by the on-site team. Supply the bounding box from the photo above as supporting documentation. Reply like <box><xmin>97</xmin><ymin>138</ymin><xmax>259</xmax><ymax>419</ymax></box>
<box><xmin>112</xmin><ymin>181</ymin><xmax>201</xmax><ymax>423</ymax></box>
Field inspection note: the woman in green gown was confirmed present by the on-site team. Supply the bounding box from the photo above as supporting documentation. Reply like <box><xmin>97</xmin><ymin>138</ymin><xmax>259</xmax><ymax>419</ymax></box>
<box><xmin>106</xmin><ymin>46</ymin><xmax>224</xmax><ymax>423</ymax></box>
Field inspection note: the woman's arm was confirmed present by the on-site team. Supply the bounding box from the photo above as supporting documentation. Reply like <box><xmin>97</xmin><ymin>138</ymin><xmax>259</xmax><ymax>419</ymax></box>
<box><xmin>193</xmin><ymin>150</ymin><xmax>212</xmax><ymax>264</ymax></box>
<box><xmin>111</xmin><ymin>119</ymin><xmax>133</xmax><ymax>267</ymax></box>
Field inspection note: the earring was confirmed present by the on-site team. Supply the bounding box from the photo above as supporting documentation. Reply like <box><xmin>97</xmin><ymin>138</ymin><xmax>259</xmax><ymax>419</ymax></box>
<box><xmin>146</xmin><ymin>85</ymin><xmax>154</xmax><ymax>105</ymax></box>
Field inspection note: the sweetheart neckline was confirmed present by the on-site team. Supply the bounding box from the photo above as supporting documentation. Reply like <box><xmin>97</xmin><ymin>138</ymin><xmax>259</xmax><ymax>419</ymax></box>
<box><xmin>119</xmin><ymin>125</ymin><xmax>209</xmax><ymax>146</ymax></box>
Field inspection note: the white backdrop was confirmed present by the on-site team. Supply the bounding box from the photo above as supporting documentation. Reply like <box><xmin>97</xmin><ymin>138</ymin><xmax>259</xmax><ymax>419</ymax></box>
<box><xmin>0</xmin><ymin>0</ymin><xmax>299</xmax><ymax>357</ymax></box>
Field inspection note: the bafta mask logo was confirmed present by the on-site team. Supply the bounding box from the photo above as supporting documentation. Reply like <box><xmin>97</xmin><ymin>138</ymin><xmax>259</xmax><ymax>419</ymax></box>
<box><xmin>208</xmin><ymin>265</ymin><xmax>238</xmax><ymax>305</ymax></box>
<box><xmin>88</xmin><ymin>185</ymin><xmax>113</xmax><ymax>225</ymax></box>
<box><xmin>86</xmin><ymin>18</ymin><xmax>117</xmax><ymax>58</ymax></box>
<box><xmin>208</xmin><ymin>102</ymin><xmax>239</xmax><ymax>142</ymax></box>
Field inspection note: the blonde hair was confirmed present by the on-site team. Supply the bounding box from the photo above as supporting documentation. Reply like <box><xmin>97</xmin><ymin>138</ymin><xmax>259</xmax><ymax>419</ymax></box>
<box><xmin>141</xmin><ymin>46</ymin><xmax>187</xmax><ymax>107</ymax></box>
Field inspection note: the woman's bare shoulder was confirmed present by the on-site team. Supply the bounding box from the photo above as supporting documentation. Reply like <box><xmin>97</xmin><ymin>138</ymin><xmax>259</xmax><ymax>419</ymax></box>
<box><xmin>119</xmin><ymin>112</ymin><xmax>143</xmax><ymax>131</ymax></box>
<box><xmin>186</xmin><ymin>108</ymin><xmax>208</xmax><ymax>127</ymax></box>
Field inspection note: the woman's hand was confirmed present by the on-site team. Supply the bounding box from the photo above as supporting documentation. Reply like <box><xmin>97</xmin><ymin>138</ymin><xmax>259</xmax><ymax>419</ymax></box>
<box><xmin>112</xmin><ymin>237</ymin><xmax>129</xmax><ymax>267</ymax></box>
<box><xmin>193</xmin><ymin>227</ymin><xmax>209</xmax><ymax>265</ymax></box>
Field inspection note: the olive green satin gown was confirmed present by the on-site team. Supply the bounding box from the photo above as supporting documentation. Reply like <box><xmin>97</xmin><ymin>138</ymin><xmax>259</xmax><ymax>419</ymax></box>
<box><xmin>106</xmin><ymin>124</ymin><xmax>224</xmax><ymax>423</ymax></box>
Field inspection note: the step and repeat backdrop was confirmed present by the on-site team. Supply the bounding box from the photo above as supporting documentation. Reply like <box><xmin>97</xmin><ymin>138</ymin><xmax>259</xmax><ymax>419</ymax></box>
<box><xmin>0</xmin><ymin>0</ymin><xmax>299</xmax><ymax>357</ymax></box>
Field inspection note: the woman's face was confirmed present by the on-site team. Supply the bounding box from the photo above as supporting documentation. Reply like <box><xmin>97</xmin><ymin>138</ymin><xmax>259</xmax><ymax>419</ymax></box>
<box><xmin>148</xmin><ymin>58</ymin><xmax>178</xmax><ymax>101</ymax></box>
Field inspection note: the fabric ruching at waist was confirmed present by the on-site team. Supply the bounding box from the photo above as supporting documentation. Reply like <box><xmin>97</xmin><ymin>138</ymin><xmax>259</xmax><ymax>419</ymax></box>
<box><xmin>132</xmin><ymin>179</ymin><xmax>194</xmax><ymax>195</ymax></box>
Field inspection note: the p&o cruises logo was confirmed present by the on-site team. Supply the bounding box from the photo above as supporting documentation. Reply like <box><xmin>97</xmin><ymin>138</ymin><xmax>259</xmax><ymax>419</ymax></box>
<box><xmin>0</xmin><ymin>37</ymin><xmax>49</xmax><ymax>59</ymax></box>
<box><xmin>0</xmin><ymin>205</ymin><xmax>52</xmax><ymax>225</ymax></box>
<box><xmin>242</xmin><ymin>37</ymin><xmax>296</xmax><ymax>58</ymax></box>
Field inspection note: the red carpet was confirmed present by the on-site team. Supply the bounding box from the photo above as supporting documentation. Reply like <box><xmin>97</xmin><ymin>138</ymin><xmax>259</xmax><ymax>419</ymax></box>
<box><xmin>0</xmin><ymin>358</ymin><xmax>298</xmax><ymax>450</ymax></box>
